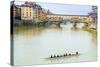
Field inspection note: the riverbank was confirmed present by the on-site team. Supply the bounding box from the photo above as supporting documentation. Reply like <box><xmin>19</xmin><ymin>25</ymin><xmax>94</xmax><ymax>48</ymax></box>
<box><xmin>82</xmin><ymin>26</ymin><xmax>97</xmax><ymax>37</ymax></box>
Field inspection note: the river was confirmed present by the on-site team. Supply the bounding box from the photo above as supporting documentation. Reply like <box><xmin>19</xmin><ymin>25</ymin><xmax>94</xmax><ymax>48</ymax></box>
<box><xmin>13</xmin><ymin>22</ymin><xmax>97</xmax><ymax>66</ymax></box>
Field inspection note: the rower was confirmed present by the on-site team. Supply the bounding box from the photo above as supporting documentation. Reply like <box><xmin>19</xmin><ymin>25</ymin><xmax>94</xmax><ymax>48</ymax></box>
<box><xmin>65</xmin><ymin>53</ymin><xmax>68</xmax><ymax>56</ymax></box>
<box><xmin>54</xmin><ymin>55</ymin><xmax>56</xmax><ymax>58</ymax></box>
<box><xmin>50</xmin><ymin>55</ymin><xmax>53</xmax><ymax>58</ymax></box>
<box><xmin>76</xmin><ymin>52</ymin><xmax>78</xmax><ymax>55</ymax></box>
<box><xmin>63</xmin><ymin>54</ymin><xmax>66</xmax><ymax>56</ymax></box>
<box><xmin>69</xmin><ymin>53</ymin><xmax>71</xmax><ymax>56</ymax></box>
<box><xmin>57</xmin><ymin>55</ymin><xmax>59</xmax><ymax>57</ymax></box>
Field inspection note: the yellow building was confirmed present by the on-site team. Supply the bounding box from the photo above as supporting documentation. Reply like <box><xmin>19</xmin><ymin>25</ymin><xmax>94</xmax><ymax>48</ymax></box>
<box><xmin>20</xmin><ymin>2</ymin><xmax>48</xmax><ymax>24</ymax></box>
<box><xmin>14</xmin><ymin>1</ymin><xmax>49</xmax><ymax>23</ymax></box>
<box><xmin>38</xmin><ymin>9</ymin><xmax>48</xmax><ymax>22</ymax></box>
<box><xmin>32</xmin><ymin>5</ymin><xmax>48</xmax><ymax>23</ymax></box>
<box><xmin>20</xmin><ymin>6</ymin><xmax>33</xmax><ymax>20</ymax></box>
<box><xmin>20</xmin><ymin>2</ymin><xmax>34</xmax><ymax>21</ymax></box>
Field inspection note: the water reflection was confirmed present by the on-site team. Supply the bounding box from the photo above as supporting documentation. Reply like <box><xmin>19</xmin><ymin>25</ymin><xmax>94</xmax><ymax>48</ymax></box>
<box><xmin>14</xmin><ymin>26</ymin><xmax>45</xmax><ymax>36</ymax></box>
<box><xmin>46</xmin><ymin>55</ymin><xmax>80</xmax><ymax>63</ymax></box>
<box><xmin>71</xmin><ymin>26</ymin><xmax>79</xmax><ymax>31</ymax></box>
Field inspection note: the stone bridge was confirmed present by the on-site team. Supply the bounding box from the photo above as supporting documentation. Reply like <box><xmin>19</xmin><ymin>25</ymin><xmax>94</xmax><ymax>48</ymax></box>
<box><xmin>47</xmin><ymin>14</ymin><xmax>92</xmax><ymax>22</ymax></box>
<box><xmin>47</xmin><ymin>14</ymin><xmax>92</xmax><ymax>26</ymax></box>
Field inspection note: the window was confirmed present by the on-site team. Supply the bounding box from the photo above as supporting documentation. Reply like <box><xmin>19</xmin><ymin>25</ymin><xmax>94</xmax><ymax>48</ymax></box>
<box><xmin>26</xmin><ymin>12</ymin><xmax>28</xmax><ymax>16</ymax></box>
<box><xmin>23</xmin><ymin>13</ymin><xmax>24</xmax><ymax>16</ymax></box>
<box><xmin>30</xmin><ymin>12</ymin><xmax>31</xmax><ymax>16</ymax></box>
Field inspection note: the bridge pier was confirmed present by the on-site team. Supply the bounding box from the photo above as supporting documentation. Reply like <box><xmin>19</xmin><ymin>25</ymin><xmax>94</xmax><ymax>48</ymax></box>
<box><xmin>72</xmin><ymin>21</ymin><xmax>78</xmax><ymax>28</ymax></box>
<box><xmin>84</xmin><ymin>22</ymin><xmax>88</xmax><ymax>27</ymax></box>
<box><xmin>73</xmin><ymin>23</ymin><xmax>77</xmax><ymax>27</ymax></box>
